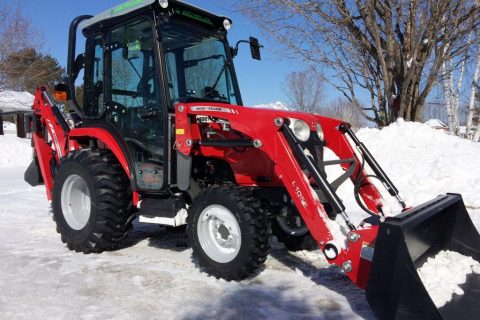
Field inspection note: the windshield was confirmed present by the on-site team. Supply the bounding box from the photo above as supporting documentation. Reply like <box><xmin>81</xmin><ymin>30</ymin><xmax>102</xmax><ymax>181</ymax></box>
<box><xmin>160</xmin><ymin>20</ymin><xmax>240</xmax><ymax>105</ymax></box>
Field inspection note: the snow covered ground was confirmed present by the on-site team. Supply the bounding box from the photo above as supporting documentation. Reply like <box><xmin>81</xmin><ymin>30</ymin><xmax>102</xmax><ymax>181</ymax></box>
<box><xmin>1</xmin><ymin>119</ymin><xmax>480</xmax><ymax>319</ymax></box>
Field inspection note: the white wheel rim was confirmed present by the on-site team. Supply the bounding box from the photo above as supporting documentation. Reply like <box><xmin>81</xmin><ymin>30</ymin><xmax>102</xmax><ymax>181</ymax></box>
<box><xmin>197</xmin><ymin>205</ymin><xmax>241</xmax><ymax>263</ymax></box>
<box><xmin>61</xmin><ymin>174</ymin><xmax>91</xmax><ymax>230</ymax></box>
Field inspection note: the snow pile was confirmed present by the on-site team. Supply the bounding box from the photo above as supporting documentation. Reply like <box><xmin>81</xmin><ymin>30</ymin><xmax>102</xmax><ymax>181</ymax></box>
<box><xmin>424</xmin><ymin>119</ymin><xmax>447</xmax><ymax>129</ymax></box>
<box><xmin>251</xmin><ymin>101</ymin><xmax>290</xmax><ymax>110</ymax></box>
<box><xmin>326</xmin><ymin>119</ymin><xmax>480</xmax><ymax>225</ymax></box>
<box><xmin>0</xmin><ymin>134</ymin><xmax>32</xmax><ymax>168</ymax></box>
<box><xmin>417</xmin><ymin>250</ymin><xmax>480</xmax><ymax>307</ymax></box>
<box><xmin>356</xmin><ymin>119</ymin><xmax>480</xmax><ymax>214</ymax></box>
<box><xmin>0</xmin><ymin>90</ymin><xmax>34</xmax><ymax>112</ymax></box>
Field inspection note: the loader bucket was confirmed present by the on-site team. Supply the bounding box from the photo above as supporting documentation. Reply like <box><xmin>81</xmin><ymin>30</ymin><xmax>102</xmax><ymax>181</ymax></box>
<box><xmin>366</xmin><ymin>194</ymin><xmax>480</xmax><ymax>320</ymax></box>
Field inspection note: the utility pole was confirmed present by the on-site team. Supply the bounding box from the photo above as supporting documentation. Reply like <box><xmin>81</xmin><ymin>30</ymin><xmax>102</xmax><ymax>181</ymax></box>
<box><xmin>0</xmin><ymin>110</ymin><xmax>4</xmax><ymax>135</ymax></box>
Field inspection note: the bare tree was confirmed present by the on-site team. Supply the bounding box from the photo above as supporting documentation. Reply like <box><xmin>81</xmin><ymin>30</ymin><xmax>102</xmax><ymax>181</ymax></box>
<box><xmin>284</xmin><ymin>69</ymin><xmax>324</xmax><ymax>113</ymax></box>
<box><xmin>0</xmin><ymin>4</ymin><xmax>42</xmax><ymax>61</ymax></box>
<box><xmin>321</xmin><ymin>98</ymin><xmax>366</xmax><ymax>130</ymax></box>
<box><xmin>439</xmin><ymin>25</ymin><xmax>480</xmax><ymax>139</ymax></box>
<box><xmin>466</xmin><ymin>40</ymin><xmax>480</xmax><ymax>139</ymax></box>
<box><xmin>234</xmin><ymin>0</ymin><xmax>480</xmax><ymax>127</ymax></box>
<box><xmin>0</xmin><ymin>3</ymin><xmax>43</xmax><ymax>90</ymax></box>
<box><xmin>441</xmin><ymin>57</ymin><xmax>464</xmax><ymax>135</ymax></box>
<box><xmin>474</xmin><ymin>83</ymin><xmax>480</xmax><ymax>141</ymax></box>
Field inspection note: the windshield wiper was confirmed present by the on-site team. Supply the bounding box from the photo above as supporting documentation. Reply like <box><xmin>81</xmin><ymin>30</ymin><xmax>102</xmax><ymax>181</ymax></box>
<box><xmin>183</xmin><ymin>54</ymin><xmax>223</xmax><ymax>67</ymax></box>
<box><xmin>210</xmin><ymin>59</ymin><xmax>228</xmax><ymax>93</ymax></box>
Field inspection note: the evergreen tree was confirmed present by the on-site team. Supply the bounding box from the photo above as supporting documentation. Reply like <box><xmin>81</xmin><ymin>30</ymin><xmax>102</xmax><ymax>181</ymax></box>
<box><xmin>0</xmin><ymin>48</ymin><xmax>64</xmax><ymax>93</ymax></box>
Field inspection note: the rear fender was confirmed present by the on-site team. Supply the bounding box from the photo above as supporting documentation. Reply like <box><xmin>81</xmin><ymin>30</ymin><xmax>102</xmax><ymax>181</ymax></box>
<box><xmin>68</xmin><ymin>127</ymin><xmax>140</xmax><ymax>206</ymax></box>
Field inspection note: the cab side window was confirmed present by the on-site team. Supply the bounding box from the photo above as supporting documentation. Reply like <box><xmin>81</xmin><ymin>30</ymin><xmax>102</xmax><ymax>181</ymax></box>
<box><xmin>105</xmin><ymin>17</ymin><xmax>163</xmax><ymax>147</ymax></box>
<box><xmin>108</xmin><ymin>19</ymin><xmax>159</xmax><ymax>110</ymax></box>
<box><xmin>84</xmin><ymin>35</ymin><xmax>104</xmax><ymax>117</ymax></box>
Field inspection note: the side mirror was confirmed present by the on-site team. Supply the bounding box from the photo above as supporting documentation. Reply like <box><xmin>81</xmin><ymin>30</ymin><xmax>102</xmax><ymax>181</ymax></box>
<box><xmin>53</xmin><ymin>83</ymin><xmax>70</xmax><ymax>103</ymax></box>
<box><xmin>232</xmin><ymin>38</ymin><xmax>263</xmax><ymax>60</ymax></box>
<box><xmin>249</xmin><ymin>37</ymin><xmax>262</xmax><ymax>60</ymax></box>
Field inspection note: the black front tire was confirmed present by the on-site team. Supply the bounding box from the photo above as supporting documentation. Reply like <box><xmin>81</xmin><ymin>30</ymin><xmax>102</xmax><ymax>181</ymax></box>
<box><xmin>52</xmin><ymin>150</ymin><xmax>133</xmax><ymax>253</ymax></box>
<box><xmin>188</xmin><ymin>184</ymin><xmax>271</xmax><ymax>280</ymax></box>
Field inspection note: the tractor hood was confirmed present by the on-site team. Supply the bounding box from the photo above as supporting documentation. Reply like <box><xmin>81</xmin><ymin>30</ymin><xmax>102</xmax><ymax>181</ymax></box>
<box><xmin>182</xmin><ymin>101</ymin><xmax>334</xmax><ymax>130</ymax></box>
<box><xmin>179</xmin><ymin>101</ymin><xmax>345</xmax><ymax>141</ymax></box>
<box><xmin>246</xmin><ymin>105</ymin><xmax>323</xmax><ymax>126</ymax></box>
<box><xmin>175</xmin><ymin>101</ymin><xmax>345</xmax><ymax>161</ymax></box>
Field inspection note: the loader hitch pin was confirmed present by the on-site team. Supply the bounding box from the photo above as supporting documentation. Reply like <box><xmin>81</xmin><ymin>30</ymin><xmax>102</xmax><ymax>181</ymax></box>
<box><xmin>347</xmin><ymin>232</ymin><xmax>360</xmax><ymax>243</ymax></box>
<box><xmin>253</xmin><ymin>139</ymin><xmax>262</xmax><ymax>148</ymax></box>
<box><xmin>341</xmin><ymin>260</ymin><xmax>353</xmax><ymax>273</ymax></box>
<box><xmin>323</xmin><ymin>243</ymin><xmax>339</xmax><ymax>260</ymax></box>
<box><xmin>274</xmin><ymin>118</ymin><xmax>284</xmax><ymax>127</ymax></box>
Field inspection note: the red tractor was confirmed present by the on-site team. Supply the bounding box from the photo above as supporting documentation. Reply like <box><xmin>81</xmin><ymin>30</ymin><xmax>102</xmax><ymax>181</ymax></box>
<box><xmin>24</xmin><ymin>0</ymin><xmax>480</xmax><ymax>318</ymax></box>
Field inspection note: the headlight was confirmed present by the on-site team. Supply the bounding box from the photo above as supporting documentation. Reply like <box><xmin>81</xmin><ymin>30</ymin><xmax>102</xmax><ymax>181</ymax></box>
<box><xmin>158</xmin><ymin>0</ymin><xmax>169</xmax><ymax>8</ymax></box>
<box><xmin>316</xmin><ymin>123</ymin><xmax>324</xmax><ymax>141</ymax></box>
<box><xmin>289</xmin><ymin>119</ymin><xmax>310</xmax><ymax>142</ymax></box>
<box><xmin>223</xmin><ymin>19</ymin><xmax>232</xmax><ymax>30</ymax></box>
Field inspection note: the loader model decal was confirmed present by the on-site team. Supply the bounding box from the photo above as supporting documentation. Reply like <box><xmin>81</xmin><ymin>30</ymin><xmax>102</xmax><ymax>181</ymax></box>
<box><xmin>190</xmin><ymin>106</ymin><xmax>238</xmax><ymax>114</ymax></box>
<box><xmin>46</xmin><ymin>119</ymin><xmax>63</xmax><ymax>158</ymax></box>
<box><xmin>292</xmin><ymin>181</ymin><xmax>308</xmax><ymax>208</ymax></box>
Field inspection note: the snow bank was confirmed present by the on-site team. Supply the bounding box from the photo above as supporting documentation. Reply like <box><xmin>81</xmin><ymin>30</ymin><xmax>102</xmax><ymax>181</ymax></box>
<box><xmin>0</xmin><ymin>91</ymin><xmax>34</xmax><ymax>112</ymax></box>
<box><xmin>357</xmin><ymin>119</ymin><xmax>480</xmax><ymax>213</ymax></box>
<box><xmin>417</xmin><ymin>250</ymin><xmax>480</xmax><ymax>307</ymax></box>
<box><xmin>0</xmin><ymin>134</ymin><xmax>32</xmax><ymax>168</ymax></box>
<box><xmin>326</xmin><ymin>119</ymin><xmax>480</xmax><ymax>226</ymax></box>
<box><xmin>424</xmin><ymin>118</ymin><xmax>447</xmax><ymax>129</ymax></box>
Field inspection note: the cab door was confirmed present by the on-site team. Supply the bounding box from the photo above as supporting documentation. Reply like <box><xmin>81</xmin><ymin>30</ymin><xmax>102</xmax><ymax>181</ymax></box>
<box><xmin>104</xmin><ymin>16</ymin><xmax>166</xmax><ymax>190</ymax></box>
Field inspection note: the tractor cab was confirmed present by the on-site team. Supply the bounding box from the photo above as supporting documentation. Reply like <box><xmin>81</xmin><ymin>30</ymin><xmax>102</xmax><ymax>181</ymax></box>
<box><xmin>66</xmin><ymin>0</ymin><xmax>260</xmax><ymax>192</ymax></box>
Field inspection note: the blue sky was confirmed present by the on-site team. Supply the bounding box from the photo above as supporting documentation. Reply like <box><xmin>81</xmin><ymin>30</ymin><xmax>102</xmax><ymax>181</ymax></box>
<box><xmin>16</xmin><ymin>0</ymin><xmax>313</xmax><ymax>106</ymax></box>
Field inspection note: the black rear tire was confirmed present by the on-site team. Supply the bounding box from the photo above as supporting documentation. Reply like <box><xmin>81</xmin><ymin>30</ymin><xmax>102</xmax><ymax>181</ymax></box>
<box><xmin>188</xmin><ymin>184</ymin><xmax>271</xmax><ymax>280</ymax></box>
<box><xmin>52</xmin><ymin>150</ymin><xmax>133</xmax><ymax>253</ymax></box>
<box><xmin>271</xmin><ymin>205</ymin><xmax>318</xmax><ymax>251</ymax></box>
<box><xmin>271</xmin><ymin>220</ymin><xmax>317</xmax><ymax>251</ymax></box>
